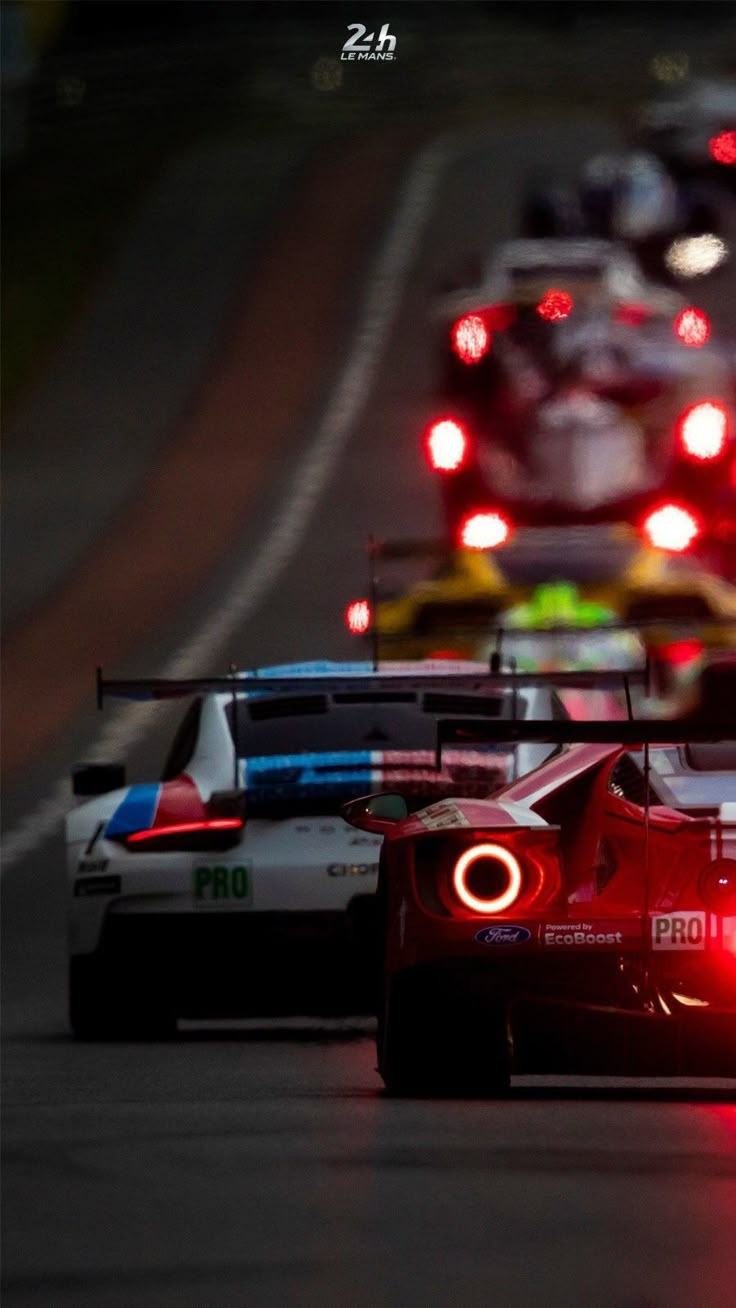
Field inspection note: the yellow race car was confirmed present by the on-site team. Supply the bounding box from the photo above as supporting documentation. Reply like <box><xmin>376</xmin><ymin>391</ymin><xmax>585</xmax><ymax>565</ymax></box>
<box><xmin>346</xmin><ymin>526</ymin><xmax>736</xmax><ymax>667</ymax></box>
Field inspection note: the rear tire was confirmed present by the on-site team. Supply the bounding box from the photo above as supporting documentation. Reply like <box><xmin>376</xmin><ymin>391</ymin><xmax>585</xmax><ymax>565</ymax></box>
<box><xmin>69</xmin><ymin>954</ymin><xmax>176</xmax><ymax>1040</ymax></box>
<box><xmin>379</xmin><ymin>970</ymin><xmax>510</xmax><ymax>1097</ymax></box>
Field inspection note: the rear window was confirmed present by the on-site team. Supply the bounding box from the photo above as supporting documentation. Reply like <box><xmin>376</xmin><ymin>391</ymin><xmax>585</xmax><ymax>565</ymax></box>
<box><xmin>226</xmin><ymin>692</ymin><xmax>513</xmax><ymax>757</ymax></box>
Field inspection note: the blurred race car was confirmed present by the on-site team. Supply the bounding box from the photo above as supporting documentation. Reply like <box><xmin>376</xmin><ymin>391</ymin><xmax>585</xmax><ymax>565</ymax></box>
<box><xmin>437</xmin><ymin>237</ymin><xmax>685</xmax><ymax>399</ymax></box>
<box><xmin>346</xmin><ymin>534</ymin><xmax>736</xmax><ymax>664</ymax></box>
<box><xmin>427</xmin><ymin>335</ymin><xmax>735</xmax><ymax>558</ymax></box>
<box><xmin>343</xmin><ymin>677</ymin><xmax>736</xmax><ymax>1092</ymax></box>
<box><xmin>636</xmin><ymin>77</ymin><xmax>736</xmax><ymax>178</ymax></box>
<box><xmin>67</xmin><ymin>660</ymin><xmax>565</xmax><ymax>1037</ymax></box>
<box><xmin>521</xmin><ymin>152</ymin><xmax>726</xmax><ymax>280</ymax></box>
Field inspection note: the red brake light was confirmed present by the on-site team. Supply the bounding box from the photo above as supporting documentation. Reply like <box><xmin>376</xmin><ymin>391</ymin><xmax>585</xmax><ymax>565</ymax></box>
<box><xmin>709</xmin><ymin>131</ymin><xmax>736</xmax><ymax>166</ymax></box>
<box><xmin>451</xmin><ymin>314</ymin><xmax>490</xmax><ymax>364</ymax></box>
<box><xmin>459</xmin><ymin>510</ymin><xmax>511</xmax><ymax>550</ymax></box>
<box><xmin>536</xmin><ymin>289</ymin><xmax>573</xmax><ymax>322</ymax></box>
<box><xmin>452</xmin><ymin>843</ymin><xmax>523</xmax><ymax>914</ymax></box>
<box><xmin>123</xmin><ymin>818</ymin><xmax>244</xmax><ymax>852</ymax></box>
<box><xmin>643</xmin><ymin>503</ymin><xmax>700</xmax><ymax>552</ymax></box>
<box><xmin>345</xmin><ymin>599</ymin><xmax>372</xmax><ymax>634</ymax></box>
<box><xmin>674</xmin><ymin>307</ymin><xmax>710</xmax><ymax>347</ymax></box>
<box><xmin>678</xmin><ymin>400</ymin><xmax>728</xmax><ymax>460</ymax></box>
<box><xmin>426</xmin><ymin>418</ymin><xmax>468</xmax><ymax>472</ymax></box>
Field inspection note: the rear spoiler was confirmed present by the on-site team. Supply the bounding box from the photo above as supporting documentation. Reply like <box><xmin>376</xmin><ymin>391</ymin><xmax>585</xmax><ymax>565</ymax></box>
<box><xmin>96</xmin><ymin>665</ymin><xmax>650</xmax><ymax>707</ymax></box>
<box><xmin>436</xmin><ymin>716</ymin><xmax>736</xmax><ymax>766</ymax></box>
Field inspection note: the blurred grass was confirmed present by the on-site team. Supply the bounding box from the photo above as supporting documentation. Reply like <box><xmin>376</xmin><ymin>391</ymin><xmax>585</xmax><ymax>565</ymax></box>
<box><xmin>2</xmin><ymin>140</ymin><xmax>166</xmax><ymax>414</ymax></box>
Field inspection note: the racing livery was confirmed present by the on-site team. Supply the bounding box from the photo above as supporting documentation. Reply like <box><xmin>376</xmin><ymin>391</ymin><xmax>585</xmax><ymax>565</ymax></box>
<box><xmin>67</xmin><ymin>661</ymin><xmax>563</xmax><ymax>1037</ymax></box>
<box><xmin>343</xmin><ymin>676</ymin><xmax>736</xmax><ymax>1092</ymax></box>
<box><xmin>347</xmin><ymin>536</ymin><xmax>736</xmax><ymax>665</ymax></box>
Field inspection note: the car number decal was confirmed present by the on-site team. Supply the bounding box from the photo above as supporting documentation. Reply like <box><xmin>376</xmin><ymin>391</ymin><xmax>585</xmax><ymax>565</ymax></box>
<box><xmin>193</xmin><ymin>864</ymin><xmax>252</xmax><ymax>905</ymax></box>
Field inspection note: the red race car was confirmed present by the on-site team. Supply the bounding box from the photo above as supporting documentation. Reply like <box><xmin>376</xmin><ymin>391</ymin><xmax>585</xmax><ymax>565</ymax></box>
<box><xmin>344</xmin><ymin>673</ymin><xmax>736</xmax><ymax>1093</ymax></box>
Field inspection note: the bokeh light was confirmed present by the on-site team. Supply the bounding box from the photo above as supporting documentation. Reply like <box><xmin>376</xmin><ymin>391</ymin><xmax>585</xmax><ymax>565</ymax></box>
<box><xmin>664</xmin><ymin>234</ymin><xmax>728</xmax><ymax>278</ymax></box>
<box><xmin>674</xmin><ymin>307</ymin><xmax>710</xmax><ymax>347</ymax></box>
<box><xmin>536</xmin><ymin>290</ymin><xmax>573</xmax><ymax>322</ymax></box>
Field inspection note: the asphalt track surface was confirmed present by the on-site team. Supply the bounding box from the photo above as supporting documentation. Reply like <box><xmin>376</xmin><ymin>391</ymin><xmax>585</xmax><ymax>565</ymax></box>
<box><xmin>4</xmin><ymin>114</ymin><xmax>736</xmax><ymax>1307</ymax></box>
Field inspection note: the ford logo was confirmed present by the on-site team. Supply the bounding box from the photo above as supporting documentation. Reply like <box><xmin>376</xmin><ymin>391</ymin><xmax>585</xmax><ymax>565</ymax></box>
<box><xmin>474</xmin><ymin>925</ymin><xmax>532</xmax><ymax>946</ymax></box>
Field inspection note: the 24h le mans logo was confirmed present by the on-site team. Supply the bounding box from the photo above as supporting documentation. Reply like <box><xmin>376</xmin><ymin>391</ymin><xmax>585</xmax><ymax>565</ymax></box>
<box><xmin>341</xmin><ymin>23</ymin><xmax>397</xmax><ymax>61</ymax></box>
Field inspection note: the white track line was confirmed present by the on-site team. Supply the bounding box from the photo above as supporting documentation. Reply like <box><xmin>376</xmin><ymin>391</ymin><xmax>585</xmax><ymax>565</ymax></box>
<box><xmin>2</xmin><ymin>132</ymin><xmax>452</xmax><ymax>872</ymax></box>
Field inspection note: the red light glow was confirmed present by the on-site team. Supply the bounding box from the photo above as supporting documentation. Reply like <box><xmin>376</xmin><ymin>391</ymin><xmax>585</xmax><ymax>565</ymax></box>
<box><xmin>426</xmin><ymin>418</ymin><xmax>468</xmax><ymax>472</ymax></box>
<box><xmin>536</xmin><ymin>289</ymin><xmax>573</xmax><ymax>322</ymax></box>
<box><xmin>678</xmin><ymin>400</ymin><xmax>728</xmax><ymax>460</ymax></box>
<box><xmin>643</xmin><ymin>503</ymin><xmax>700</xmax><ymax>553</ymax></box>
<box><xmin>709</xmin><ymin>131</ymin><xmax>736</xmax><ymax>166</ymax></box>
<box><xmin>452</xmin><ymin>843</ymin><xmax>523</xmax><ymax>914</ymax></box>
<box><xmin>345</xmin><ymin>599</ymin><xmax>372</xmax><ymax>635</ymax></box>
<box><xmin>126</xmin><ymin>818</ymin><xmax>243</xmax><ymax>844</ymax></box>
<box><xmin>674</xmin><ymin>307</ymin><xmax>710</xmax><ymax>347</ymax></box>
<box><xmin>451</xmin><ymin>314</ymin><xmax>490</xmax><ymax>364</ymax></box>
<box><xmin>613</xmin><ymin>302</ymin><xmax>651</xmax><ymax>327</ymax></box>
<box><xmin>655</xmin><ymin>638</ymin><xmax>704</xmax><ymax>668</ymax></box>
<box><xmin>485</xmin><ymin>302</ymin><xmax>517</xmax><ymax>331</ymax></box>
<box><xmin>459</xmin><ymin>510</ymin><xmax>511</xmax><ymax>550</ymax></box>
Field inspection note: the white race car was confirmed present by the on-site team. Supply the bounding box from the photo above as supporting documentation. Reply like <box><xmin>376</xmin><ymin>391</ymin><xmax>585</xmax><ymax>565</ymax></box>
<box><xmin>67</xmin><ymin>660</ymin><xmax>566</xmax><ymax>1037</ymax></box>
<box><xmin>440</xmin><ymin>238</ymin><xmax>684</xmax><ymax>327</ymax></box>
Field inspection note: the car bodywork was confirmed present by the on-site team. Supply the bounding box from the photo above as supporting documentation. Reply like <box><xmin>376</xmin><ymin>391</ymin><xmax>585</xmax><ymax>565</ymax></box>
<box><xmin>351</xmin><ymin>534</ymin><xmax>736</xmax><ymax>664</ymax></box>
<box><xmin>66</xmin><ymin>661</ymin><xmax>565</xmax><ymax>1036</ymax></box>
<box><xmin>344</xmin><ymin>697</ymin><xmax>736</xmax><ymax>1091</ymax></box>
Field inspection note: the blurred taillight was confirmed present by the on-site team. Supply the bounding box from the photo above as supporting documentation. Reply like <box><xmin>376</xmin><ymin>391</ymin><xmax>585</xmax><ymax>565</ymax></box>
<box><xmin>678</xmin><ymin>400</ymin><xmax>728</xmax><ymax>461</ymax></box>
<box><xmin>709</xmin><ymin>131</ymin><xmax>736</xmax><ymax>166</ymax></box>
<box><xmin>459</xmin><ymin>510</ymin><xmax>511</xmax><ymax>550</ymax></box>
<box><xmin>536</xmin><ymin>289</ymin><xmax>573</xmax><ymax>322</ymax></box>
<box><xmin>426</xmin><ymin>418</ymin><xmax>468</xmax><ymax>472</ymax></box>
<box><xmin>643</xmin><ymin>503</ymin><xmax>700</xmax><ymax>552</ymax></box>
<box><xmin>345</xmin><ymin>599</ymin><xmax>372</xmax><ymax>634</ymax></box>
<box><xmin>451</xmin><ymin>314</ymin><xmax>490</xmax><ymax>364</ymax></box>
<box><xmin>452</xmin><ymin>843</ymin><xmax>523</xmax><ymax>914</ymax></box>
<box><xmin>674</xmin><ymin>307</ymin><xmax>710</xmax><ymax>347</ymax></box>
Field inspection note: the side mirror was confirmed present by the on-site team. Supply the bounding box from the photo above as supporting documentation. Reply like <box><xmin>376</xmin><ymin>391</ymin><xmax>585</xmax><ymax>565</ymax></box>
<box><xmin>72</xmin><ymin>762</ymin><xmax>126</xmax><ymax>797</ymax></box>
<box><xmin>342</xmin><ymin>792</ymin><xmax>409</xmax><ymax>833</ymax></box>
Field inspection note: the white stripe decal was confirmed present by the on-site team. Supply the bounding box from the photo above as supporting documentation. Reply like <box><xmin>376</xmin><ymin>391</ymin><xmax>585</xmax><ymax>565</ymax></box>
<box><xmin>2</xmin><ymin>132</ymin><xmax>456</xmax><ymax>874</ymax></box>
<box><xmin>496</xmin><ymin>800</ymin><xmax>547</xmax><ymax>827</ymax></box>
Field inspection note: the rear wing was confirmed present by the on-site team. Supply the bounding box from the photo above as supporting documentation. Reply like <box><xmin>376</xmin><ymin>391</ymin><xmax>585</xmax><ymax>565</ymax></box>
<box><xmin>436</xmin><ymin>715</ymin><xmax>736</xmax><ymax>766</ymax></box>
<box><xmin>96</xmin><ymin>664</ymin><xmax>650</xmax><ymax>707</ymax></box>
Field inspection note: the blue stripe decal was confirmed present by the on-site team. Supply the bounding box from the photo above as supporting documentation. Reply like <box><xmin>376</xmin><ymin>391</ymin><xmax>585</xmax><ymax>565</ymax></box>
<box><xmin>105</xmin><ymin>784</ymin><xmax>161</xmax><ymax>838</ymax></box>
<box><xmin>242</xmin><ymin>751</ymin><xmax>375</xmax><ymax>800</ymax></box>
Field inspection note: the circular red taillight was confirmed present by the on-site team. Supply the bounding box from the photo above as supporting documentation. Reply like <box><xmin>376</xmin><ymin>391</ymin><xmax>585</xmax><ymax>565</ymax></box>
<box><xmin>536</xmin><ymin>289</ymin><xmax>573</xmax><ymax>322</ymax></box>
<box><xmin>345</xmin><ymin>599</ymin><xmax>372</xmax><ymax>635</ymax></box>
<box><xmin>452</xmin><ymin>843</ymin><xmax>522</xmax><ymax>914</ymax></box>
<box><xmin>426</xmin><ymin>418</ymin><xmax>468</xmax><ymax>472</ymax></box>
<box><xmin>451</xmin><ymin>314</ymin><xmax>490</xmax><ymax>364</ymax></box>
<box><xmin>459</xmin><ymin>510</ymin><xmax>511</xmax><ymax>550</ymax></box>
<box><xmin>674</xmin><ymin>307</ymin><xmax>710</xmax><ymax>348</ymax></box>
<box><xmin>678</xmin><ymin>400</ymin><xmax>728</xmax><ymax>461</ymax></box>
<box><xmin>709</xmin><ymin>131</ymin><xmax>736</xmax><ymax>166</ymax></box>
<box><xmin>643</xmin><ymin>503</ymin><xmax>700</xmax><ymax>553</ymax></box>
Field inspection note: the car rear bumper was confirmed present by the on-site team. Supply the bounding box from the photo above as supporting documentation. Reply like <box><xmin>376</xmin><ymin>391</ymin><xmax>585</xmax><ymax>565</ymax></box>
<box><xmin>389</xmin><ymin>957</ymin><xmax>736</xmax><ymax>1076</ymax></box>
<box><xmin>87</xmin><ymin>903</ymin><xmax>380</xmax><ymax>1018</ymax></box>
